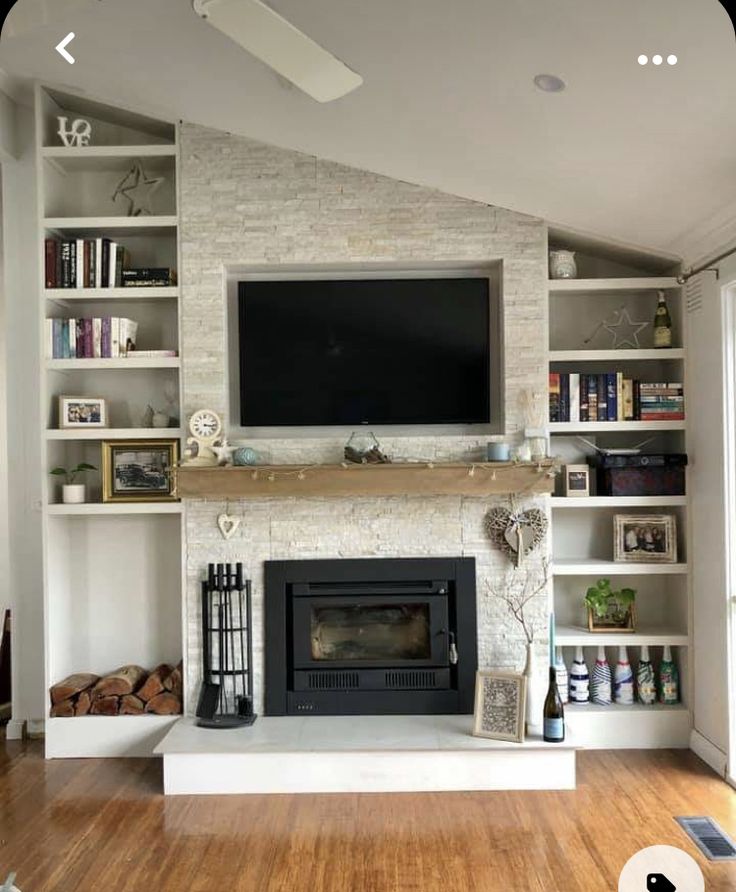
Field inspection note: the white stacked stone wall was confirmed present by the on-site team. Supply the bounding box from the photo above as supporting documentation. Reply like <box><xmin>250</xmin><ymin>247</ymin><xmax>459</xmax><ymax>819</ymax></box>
<box><xmin>179</xmin><ymin>124</ymin><xmax>550</xmax><ymax>711</ymax></box>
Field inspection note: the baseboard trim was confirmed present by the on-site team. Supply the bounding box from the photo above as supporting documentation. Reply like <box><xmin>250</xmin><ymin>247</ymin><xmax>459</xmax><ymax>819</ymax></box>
<box><xmin>5</xmin><ymin>719</ymin><xmax>25</xmax><ymax>740</ymax></box>
<box><xmin>26</xmin><ymin>718</ymin><xmax>45</xmax><ymax>738</ymax></box>
<box><xmin>690</xmin><ymin>729</ymin><xmax>728</xmax><ymax>777</ymax></box>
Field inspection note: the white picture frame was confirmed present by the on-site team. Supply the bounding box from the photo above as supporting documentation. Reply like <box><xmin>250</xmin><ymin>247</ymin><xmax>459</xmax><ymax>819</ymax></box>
<box><xmin>563</xmin><ymin>463</ymin><xmax>590</xmax><ymax>497</ymax></box>
<box><xmin>58</xmin><ymin>396</ymin><xmax>107</xmax><ymax>429</ymax></box>
<box><xmin>473</xmin><ymin>671</ymin><xmax>527</xmax><ymax>743</ymax></box>
<box><xmin>614</xmin><ymin>513</ymin><xmax>677</xmax><ymax>563</ymax></box>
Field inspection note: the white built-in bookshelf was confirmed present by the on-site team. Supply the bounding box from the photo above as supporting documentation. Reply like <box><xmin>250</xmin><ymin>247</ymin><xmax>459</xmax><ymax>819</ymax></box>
<box><xmin>37</xmin><ymin>86</ymin><xmax>184</xmax><ymax>757</ymax></box>
<box><xmin>547</xmin><ymin>243</ymin><xmax>691</xmax><ymax>748</ymax></box>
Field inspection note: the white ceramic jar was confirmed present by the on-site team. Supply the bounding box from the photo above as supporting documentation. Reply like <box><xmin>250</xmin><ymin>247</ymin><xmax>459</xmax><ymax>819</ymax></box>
<box><xmin>549</xmin><ymin>250</ymin><xmax>577</xmax><ymax>279</ymax></box>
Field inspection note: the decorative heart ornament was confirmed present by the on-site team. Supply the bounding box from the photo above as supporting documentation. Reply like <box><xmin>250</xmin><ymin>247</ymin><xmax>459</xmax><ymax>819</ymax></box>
<box><xmin>217</xmin><ymin>513</ymin><xmax>241</xmax><ymax>540</ymax></box>
<box><xmin>485</xmin><ymin>506</ymin><xmax>548</xmax><ymax>566</ymax></box>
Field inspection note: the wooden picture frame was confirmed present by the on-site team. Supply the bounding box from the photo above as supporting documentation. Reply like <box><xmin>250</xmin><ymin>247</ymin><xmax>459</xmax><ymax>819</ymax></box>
<box><xmin>563</xmin><ymin>463</ymin><xmax>590</xmax><ymax>497</ymax></box>
<box><xmin>473</xmin><ymin>671</ymin><xmax>526</xmax><ymax>743</ymax></box>
<box><xmin>613</xmin><ymin>513</ymin><xmax>677</xmax><ymax>562</ymax></box>
<box><xmin>102</xmin><ymin>439</ymin><xmax>179</xmax><ymax>503</ymax></box>
<box><xmin>58</xmin><ymin>395</ymin><xmax>107</xmax><ymax>429</ymax></box>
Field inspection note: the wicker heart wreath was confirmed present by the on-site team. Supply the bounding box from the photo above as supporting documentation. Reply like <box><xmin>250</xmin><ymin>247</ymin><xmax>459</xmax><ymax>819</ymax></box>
<box><xmin>484</xmin><ymin>506</ymin><xmax>548</xmax><ymax>566</ymax></box>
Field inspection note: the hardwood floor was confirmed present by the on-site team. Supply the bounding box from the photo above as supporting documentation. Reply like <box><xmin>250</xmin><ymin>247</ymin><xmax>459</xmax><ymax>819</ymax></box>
<box><xmin>2</xmin><ymin>740</ymin><xmax>736</xmax><ymax>891</ymax></box>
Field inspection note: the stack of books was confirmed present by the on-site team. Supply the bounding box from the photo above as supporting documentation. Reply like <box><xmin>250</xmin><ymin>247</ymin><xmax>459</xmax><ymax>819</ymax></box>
<box><xmin>121</xmin><ymin>268</ymin><xmax>177</xmax><ymax>288</ymax></box>
<box><xmin>549</xmin><ymin>373</ymin><xmax>685</xmax><ymax>422</ymax></box>
<box><xmin>639</xmin><ymin>383</ymin><xmax>685</xmax><ymax>421</ymax></box>
<box><xmin>45</xmin><ymin>317</ymin><xmax>138</xmax><ymax>359</ymax></box>
<box><xmin>45</xmin><ymin>238</ymin><xmax>130</xmax><ymax>289</ymax></box>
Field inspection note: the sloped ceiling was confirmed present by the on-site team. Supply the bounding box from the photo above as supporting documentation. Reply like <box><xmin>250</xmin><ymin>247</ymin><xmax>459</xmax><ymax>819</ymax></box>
<box><xmin>1</xmin><ymin>0</ymin><xmax>735</xmax><ymax>258</ymax></box>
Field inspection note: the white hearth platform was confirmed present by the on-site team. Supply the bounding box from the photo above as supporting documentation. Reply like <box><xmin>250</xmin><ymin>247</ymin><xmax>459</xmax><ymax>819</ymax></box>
<box><xmin>155</xmin><ymin>715</ymin><xmax>577</xmax><ymax>795</ymax></box>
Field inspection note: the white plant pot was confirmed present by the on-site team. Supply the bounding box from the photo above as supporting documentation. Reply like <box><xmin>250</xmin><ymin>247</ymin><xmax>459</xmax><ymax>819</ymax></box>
<box><xmin>62</xmin><ymin>483</ymin><xmax>86</xmax><ymax>504</ymax></box>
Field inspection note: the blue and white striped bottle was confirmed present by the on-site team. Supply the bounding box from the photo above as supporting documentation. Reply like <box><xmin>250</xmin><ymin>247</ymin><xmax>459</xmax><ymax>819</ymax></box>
<box><xmin>591</xmin><ymin>646</ymin><xmax>612</xmax><ymax>706</ymax></box>
<box><xmin>569</xmin><ymin>646</ymin><xmax>589</xmax><ymax>703</ymax></box>
<box><xmin>613</xmin><ymin>646</ymin><xmax>634</xmax><ymax>705</ymax></box>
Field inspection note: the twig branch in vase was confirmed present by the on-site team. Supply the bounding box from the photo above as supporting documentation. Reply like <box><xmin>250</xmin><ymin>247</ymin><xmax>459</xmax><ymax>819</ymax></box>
<box><xmin>488</xmin><ymin>558</ymin><xmax>550</xmax><ymax>645</ymax></box>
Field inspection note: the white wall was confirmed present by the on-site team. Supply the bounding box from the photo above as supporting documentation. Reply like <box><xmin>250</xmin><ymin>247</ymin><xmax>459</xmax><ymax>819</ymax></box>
<box><xmin>2</xmin><ymin>101</ymin><xmax>45</xmax><ymax>731</ymax></box>
<box><xmin>689</xmin><ymin>251</ymin><xmax>736</xmax><ymax>773</ymax></box>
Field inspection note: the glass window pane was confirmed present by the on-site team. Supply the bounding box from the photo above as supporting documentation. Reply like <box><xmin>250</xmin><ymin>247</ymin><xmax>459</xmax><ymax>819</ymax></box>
<box><xmin>311</xmin><ymin>604</ymin><xmax>431</xmax><ymax>661</ymax></box>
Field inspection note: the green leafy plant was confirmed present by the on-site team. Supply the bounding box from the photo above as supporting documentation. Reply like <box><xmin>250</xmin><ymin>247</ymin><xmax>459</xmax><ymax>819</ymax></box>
<box><xmin>584</xmin><ymin>578</ymin><xmax>636</xmax><ymax>627</ymax></box>
<box><xmin>49</xmin><ymin>462</ymin><xmax>97</xmax><ymax>485</ymax></box>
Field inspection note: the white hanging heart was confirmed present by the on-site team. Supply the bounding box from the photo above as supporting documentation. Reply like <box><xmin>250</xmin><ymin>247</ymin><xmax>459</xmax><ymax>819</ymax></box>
<box><xmin>217</xmin><ymin>513</ymin><xmax>241</xmax><ymax>540</ymax></box>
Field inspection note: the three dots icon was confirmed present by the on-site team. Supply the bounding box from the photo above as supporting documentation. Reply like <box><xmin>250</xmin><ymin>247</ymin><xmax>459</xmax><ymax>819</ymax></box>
<box><xmin>638</xmin><ymin>54</ymin><xmax>677</xmax><ymax>66</ymax></box>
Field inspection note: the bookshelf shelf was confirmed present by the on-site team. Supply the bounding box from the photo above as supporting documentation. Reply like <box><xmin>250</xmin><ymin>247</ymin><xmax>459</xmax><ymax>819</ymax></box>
<box><xmin>553</xmin><ymin>560</ymin><xmax>689</xmax><ymax>576</ymax></box>
<box><xmin>549</xmin><ymin>349</ymin><xmax>685</xmax><ymax>362</ymax></box>
<box><xmin>548</xmin><ymin>277</ymin><xmax>680</xmax><ymax>294</ymax></box>
<box><xmin>551</xmin><ymin>496</ymin><xmax>688</xmax><ymax>509</ymax></box>
<box><xmin>46</xmin><ymin>428</ymin><xmax>183</xmax><ymax>441</ymax></box>
<box><xmin>549</xmin><ymin>420</ymin><xmax>685</xmax><ymax>433</ymax></box>
<box><xmin>47</xmin><ymin>502</ymin><xmax>182</xmax><ymax>516</ymax></box>
<box><xmin>45</xmin><ymin>287</ymin><xmax>178</xmax><ymax>302</ymax></box>
<box><xmin>555</xmin><ymin>625</ymin><xmax>688</xmax><ymax>646</ymax></box>
<box><xmin>47</xmin><ymin>357</ymin><xmax>180</xmax><ymax>370</ymax></box>
<box><xmin>38</xmin><ymin>86</ymin><xmax>184</xmax><ymax>757</ymax></box>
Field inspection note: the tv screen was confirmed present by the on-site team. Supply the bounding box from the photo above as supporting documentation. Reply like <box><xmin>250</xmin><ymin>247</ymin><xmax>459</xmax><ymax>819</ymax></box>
<box><xmin>238</xmin><ymin>277</ymin><xmax>491</xmax><ymax>426</ymax></box>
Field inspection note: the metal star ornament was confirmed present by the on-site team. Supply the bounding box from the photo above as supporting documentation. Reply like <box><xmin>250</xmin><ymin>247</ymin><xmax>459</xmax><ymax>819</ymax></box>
<box><xmin>603</xmin><ymin>308</ymin><xmax>649</xmax><ymax>349</ymax></box>
<box><xmin>112</xmin><ymin>162</ymin><xmax>164</xmax><ymax>216</ymax></box>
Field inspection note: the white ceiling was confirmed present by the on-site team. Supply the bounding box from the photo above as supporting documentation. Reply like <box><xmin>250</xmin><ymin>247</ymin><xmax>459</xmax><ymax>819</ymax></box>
<box><xmin>2</xmin><ymin>0</ymin><xmax>735</xmax><ymax>258</ymax></box>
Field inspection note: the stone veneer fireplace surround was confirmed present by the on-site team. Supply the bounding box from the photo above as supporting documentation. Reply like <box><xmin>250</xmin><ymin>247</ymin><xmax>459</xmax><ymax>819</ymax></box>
<box><xmin>179</xmin><ymin>124</ymin><xmax>549</xmax><ymax>712</ymax></box>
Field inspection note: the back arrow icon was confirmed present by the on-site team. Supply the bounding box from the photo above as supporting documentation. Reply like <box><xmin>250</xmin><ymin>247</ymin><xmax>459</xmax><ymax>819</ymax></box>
<box><xmin>55</xmin><ymin>32</ymin><xmax>76</xmax><ymax>64</ymax></box>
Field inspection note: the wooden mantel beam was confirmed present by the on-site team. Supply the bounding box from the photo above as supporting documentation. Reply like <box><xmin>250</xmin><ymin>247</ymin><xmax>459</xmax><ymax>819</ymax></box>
<box><xmin>175</xmin><ymin>461</ymin><xmax>558</xmax><ymax>500</ymax></box>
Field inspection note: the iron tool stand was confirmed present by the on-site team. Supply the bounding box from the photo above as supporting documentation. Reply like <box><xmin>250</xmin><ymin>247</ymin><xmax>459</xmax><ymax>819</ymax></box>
<box><xmin>196</xmin><ymin>561</ymin><xmax>257</xmax><ymax>728</ymax></box>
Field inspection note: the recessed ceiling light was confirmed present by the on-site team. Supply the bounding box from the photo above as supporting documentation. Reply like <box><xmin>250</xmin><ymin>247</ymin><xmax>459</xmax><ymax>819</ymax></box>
<box><xmin>533</xmin><ymin>73</ymin><xmax>566</xmax><ymax>93</ymax></box>
<box><xmin>652</xmin><ymin>54</ymin><xmax>663</xmax><ymax>66</ymax></box>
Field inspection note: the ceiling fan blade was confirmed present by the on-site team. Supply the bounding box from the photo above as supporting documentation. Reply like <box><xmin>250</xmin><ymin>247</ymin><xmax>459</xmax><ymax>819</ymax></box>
<box><xmin>193</xmin><ymin>0</ymin><xmax>363</xmax><ymax>103</ymax></box>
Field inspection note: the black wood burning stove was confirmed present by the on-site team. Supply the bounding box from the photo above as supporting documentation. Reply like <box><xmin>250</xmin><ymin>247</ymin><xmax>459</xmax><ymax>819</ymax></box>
<box><xmin>264</xmin><ymin>557</ymin><xmax>477</xmax><ymax>715</ymax></box>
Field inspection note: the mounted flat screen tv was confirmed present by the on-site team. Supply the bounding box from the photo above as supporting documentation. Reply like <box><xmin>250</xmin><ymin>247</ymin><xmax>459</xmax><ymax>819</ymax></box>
<box><xmin>238</xmin><ymin>277</ymin><xmax>493</xmax><ymax>426</ymax></box>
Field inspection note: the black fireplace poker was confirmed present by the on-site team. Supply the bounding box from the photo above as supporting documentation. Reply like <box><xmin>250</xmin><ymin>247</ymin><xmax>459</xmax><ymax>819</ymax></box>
<box><xmin>196</xmin><ymin>561</ymin><xmax>257</xmax><ymax>728</ymax></box>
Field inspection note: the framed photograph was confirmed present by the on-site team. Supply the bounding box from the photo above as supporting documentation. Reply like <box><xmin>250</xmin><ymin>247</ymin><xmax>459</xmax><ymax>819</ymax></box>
<box><xmin>563</xmin><ymin>463</ymin><xmax>590</xmax><ymax>497</ymax></box>
<box><xmin>102</xmin><ymin>439</ymin><xmax>179</xmax><ymax>503</ymax></box>
<box><xmin>473</xmin><ymin>671</ymin><xmax>526</xmax><ymax>743</ymax></box>
<box><xmin>59</xmin><ymin>396</ymin><xmax>107</xmax><ymax>429</ymax></box>
<box><xmin>614</xmin><ymin>513</ymin><xmax>677</xmax><ymax>563</ymax></box>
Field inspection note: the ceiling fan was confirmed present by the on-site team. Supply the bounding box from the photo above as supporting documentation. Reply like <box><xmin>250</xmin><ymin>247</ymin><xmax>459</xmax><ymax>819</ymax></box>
<box><xmin>192</xmin><ymin>0</ymin><xmax>363</xmax><ymax>103</ymax></box>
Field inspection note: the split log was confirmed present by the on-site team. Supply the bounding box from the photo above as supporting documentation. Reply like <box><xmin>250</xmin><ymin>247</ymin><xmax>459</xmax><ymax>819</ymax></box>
<box><xmin>50</xmin><ymin>699</ymin><xmax>75</xmax><ymax>718</ymax></box>
<box><xmin>145</xmin><ymin>692</ymin><xmax>182</xmax><ymax>715</ymax></box>
<box><xmin>120</xmin><ymin>694</ymin><xmax>145</xmax><ymax>715</ymax></box>
<box><xmin>50</xmin><ymin>673</ymin><xmax>99</xmax><ymax>706</ymax></box>
<box><xmin>137</xmin><ymin>664</ymin><xmax>173</xmax><ymax>703</ymax></box>
<box><xmin>75</xmin><ymin>690</ymin><xmax>92</xmax><ymax>716</ymax></box>
<box><xmin>90</xmin><ymin>696</ymin><xmax>120</xmax><ymax>716</ymax></box>
<box><xmin>92</xmin><ymin>665</ymin><xmax>147</xmax><ymax>699</ymax></box>
<box><xmin>163</xmin><ymin>663</ymin><xmax>182</xmax><ymax>699</ymax></box>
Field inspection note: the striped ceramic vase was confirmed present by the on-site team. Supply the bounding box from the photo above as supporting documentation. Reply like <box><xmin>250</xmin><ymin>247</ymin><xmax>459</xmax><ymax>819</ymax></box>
<box><xmin>591</xmin><ymin>646</ymin><xmax>612</xmax><ymax>705</ymax></box>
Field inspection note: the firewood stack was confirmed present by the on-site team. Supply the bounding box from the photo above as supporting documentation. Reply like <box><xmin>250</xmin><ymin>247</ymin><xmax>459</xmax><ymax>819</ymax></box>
<box><xmin>49</xmin><ymin>663</ymin><xmax>183</xmax><ymax>717</ymax></box>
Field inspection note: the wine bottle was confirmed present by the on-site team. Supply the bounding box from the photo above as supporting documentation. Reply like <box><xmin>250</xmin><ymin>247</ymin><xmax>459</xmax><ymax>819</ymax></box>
<box><xmin>543</xmin><ymin>666</ymin><xmax>565</xmax><ymax>742</ymax></box>
<box><xmin>653</xmin><ymin>290</ymin><xmax>673</xmax><ymax>348</ymax></box>
<box><xmin>569</xmin><ymin>646</ymin><xmax>590</xmax><ymax>703</ymax></box>
<box><xmin>591</xmin><ymin>646</ymin><xmax>612</xmax><ymax>705</ymax></box>
<box><xmin>637</xmin><ymin>645</ymin><xmax>657</xmax><ymax>705</ymax></box>
<box><xmin>554</xmin><ymin>647</ymin><xmax>569</xmax><ymax>704</ymax></box>
<box><xmin>659</xmin><ymin>644</ymin><xmax>680</xmax><ymax>704</ymax></box>
<box><xmin>613</xmin><ymin>646</ymin><xmax>634</xmax><ymax>705</ymax></box>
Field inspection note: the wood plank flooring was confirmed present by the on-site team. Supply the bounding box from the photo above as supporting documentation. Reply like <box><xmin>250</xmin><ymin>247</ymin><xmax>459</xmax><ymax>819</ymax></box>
<box><xmin>2</xmin><ymin>739</ymin><xmax>736</xmax><ymax>891</ymax></box>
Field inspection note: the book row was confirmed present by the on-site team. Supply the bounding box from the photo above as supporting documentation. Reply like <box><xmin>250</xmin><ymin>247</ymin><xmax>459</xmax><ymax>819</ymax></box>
<box><xmin>549</xmin><ymin>373</ymin><xmax>685</xmax><ymax>422</ymax></box>
<box><xmin>45</xmin><ymin>317</ymin><xmax>139</xmax><ymax>359</ymax></box>
<box><xmin>45</xmin><ymin>237</ymin><xmax>177</xmax><ymax>289</ymax></box>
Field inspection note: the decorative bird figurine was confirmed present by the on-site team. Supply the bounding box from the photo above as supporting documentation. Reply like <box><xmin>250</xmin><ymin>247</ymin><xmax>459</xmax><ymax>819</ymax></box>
<box><xmin>211</xmin><ymin>438</ymin><xmax>238</xmax><ymax>467</ymax></box>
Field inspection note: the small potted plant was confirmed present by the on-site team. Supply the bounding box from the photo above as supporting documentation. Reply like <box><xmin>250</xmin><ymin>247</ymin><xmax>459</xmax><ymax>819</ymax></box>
<box><xmin>584</xmin><ymin>579</ymin><xmax>636</xmax><ymax>632</ymax></box>
<box><xmin>50</xmin><ymin>462</ymin><xmax>97</xmax><ymax>504</ymax></box>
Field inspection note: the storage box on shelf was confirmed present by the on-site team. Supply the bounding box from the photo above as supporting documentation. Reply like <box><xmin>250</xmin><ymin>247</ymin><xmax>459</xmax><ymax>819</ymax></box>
<box><xmin>38</xmin><ymin>85</ymin><xmax>184</xmax><ymax>757</ymax></box>
<box><xmin>548</xmin><ymin>261</ymin><xmax>691</xmax><ymax>748</ymax></box>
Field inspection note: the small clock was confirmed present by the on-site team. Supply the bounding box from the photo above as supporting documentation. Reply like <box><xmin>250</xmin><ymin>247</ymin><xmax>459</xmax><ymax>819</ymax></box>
<box><xmin>183</xmin><ymin>409</ymin><xmax>223</xmax><ymax>467</ymax></box>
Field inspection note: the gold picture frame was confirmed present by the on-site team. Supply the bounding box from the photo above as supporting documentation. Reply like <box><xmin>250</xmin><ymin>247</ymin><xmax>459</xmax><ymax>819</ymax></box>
<box><xmin>102</xmin><ymin>439</ymin><xmax>179</xmax><ymax>503</ymax></box>
<box><xmin>472</xmin><ymin>670</ymin><xmax>527</xmax><ymax>743</ymax></box>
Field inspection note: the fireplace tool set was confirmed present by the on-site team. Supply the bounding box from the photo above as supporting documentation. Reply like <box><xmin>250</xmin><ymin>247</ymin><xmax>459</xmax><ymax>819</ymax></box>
<box><xmin>196</xmin><ymin>562</ymin><xmax>257</xmax><ymax>728</ymax></box>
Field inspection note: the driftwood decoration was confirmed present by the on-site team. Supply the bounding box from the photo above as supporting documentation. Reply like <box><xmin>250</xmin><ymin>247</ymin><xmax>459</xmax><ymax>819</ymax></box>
<box><xmin>485</xmin><ymin>505</ymin><xmax>548</xmax><ymax>567</ymax></box>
